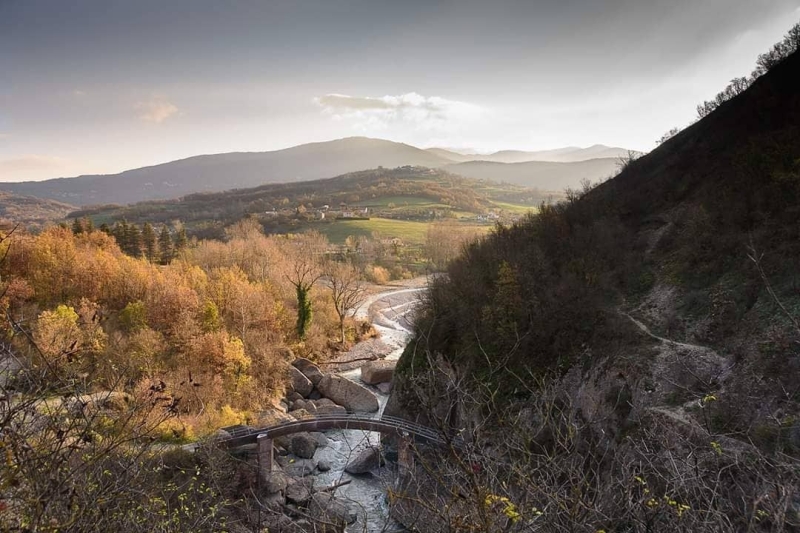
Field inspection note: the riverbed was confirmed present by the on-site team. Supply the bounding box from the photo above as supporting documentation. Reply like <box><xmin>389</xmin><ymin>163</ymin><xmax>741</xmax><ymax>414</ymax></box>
<box><xmin>312</xmin><ymin>283</ymin><xmax>425</xmax><ymax>532</ymax></box>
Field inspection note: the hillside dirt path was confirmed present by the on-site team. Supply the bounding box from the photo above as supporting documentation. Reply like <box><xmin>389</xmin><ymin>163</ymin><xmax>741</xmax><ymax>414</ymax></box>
<box><xmin>620</xmin><ymin>310</ymin><xmax>732</xmax><ymax>431</ymax></box>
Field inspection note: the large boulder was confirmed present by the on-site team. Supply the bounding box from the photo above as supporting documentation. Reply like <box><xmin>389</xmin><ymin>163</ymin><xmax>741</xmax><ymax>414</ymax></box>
<box><xmin>264</xmin><ymin>471</ymin><xmax>290</xmax><ymax>494</ymax></box>
<box><xmin>280</xmin><ymin>458</ymin><xmax>316</xmax><ymax>477</ymax></box>
<box><xmin>292</xmin><ymin>358</ymin><xmax>325</xmax><ymax>386</ymax></box>
<box><xmin>317</xmin><ymin>375</ymin><xmax>379</xmax><ymax>413</ymax></box>
<box><xmin>360</xmin><ymin>360</ymin><xmax>396</xmax><ymax>385</ymax></box>
<box><xmin>256</xmin><ymin>408</ymin><xmax>294</xmax><ymax>427</ymax></box>
<box><xmin>285</xmin><ymin>477</ymin><xmax>314</xmax><ymax>505</ymax></box>
<box><xmin>309</xmin><ymin>493</ymin><xmax>357</xmax><ymax>530</ymax></box>
<box><xmin>344</xmin><ymin>446</ymin><xmax>382</xmax><ymax>474</ymax></box>
<box><xmin>290</xmin><ymin>433</ymin><xmax>319</xmax><ymax>459</ymax></box>
<box><xmin>288</xmin><ymin>366</ymin><xmax>314</xmax><ymax>397</ymax></box>
<box><xmin>314</xmin><ymin>399</ymin><xmax>348</xmax><ymax>416</ymax></box>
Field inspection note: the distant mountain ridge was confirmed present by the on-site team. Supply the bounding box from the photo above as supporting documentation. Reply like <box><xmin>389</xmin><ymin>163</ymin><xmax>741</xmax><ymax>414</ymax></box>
<box><xmin>443</xmin><ymin>158</ymin><xmax>620</xmax><ymax>190</ymax></box>
<box><xmin>0</xmin><ymin>137</ymin><xmax>633</xmax><ymax>207</ymax></box>
<box><xmin>426</xmin><ymin>144</ymin><xmax>632</xmax><ymax>163</ymax></box>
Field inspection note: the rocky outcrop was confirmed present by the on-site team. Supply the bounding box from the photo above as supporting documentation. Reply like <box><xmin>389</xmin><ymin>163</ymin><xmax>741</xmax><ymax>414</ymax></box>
<box><xmin>344</xmin><ymin>446</ymin><xmax>382</xmax><ymax>474</ymax></box>
<box><xmin>292</xmin><ymin>358</ymin><xmax>325</xmax><ymax>386</ymax></box>
<box><xmin>360</xmin><ymin>360</ymin><xmax>396</xmax><ymax>385</ymax></box>
<box><xmin>288</xmin><ymin>366</ymin><xmax>314</xmax><ymax>397</ymax></box>
<box><xmin>317</xmin><ymin>375</ymin><xmax>379</xmax><ymax>413</ymax></box>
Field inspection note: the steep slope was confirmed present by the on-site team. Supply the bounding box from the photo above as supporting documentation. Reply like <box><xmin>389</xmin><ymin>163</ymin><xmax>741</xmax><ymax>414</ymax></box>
<box><xmin>443</xmin><ymin>157</ymin><xmax>619</xmax><ymax>188</ymax></box>
<box><xmin>0</xmin><ymin>137</ymin><xmax>451</xmax><ymax>206</ymax></box>
<box><xmin>386</xmin><ymin>50</ymin><xmax>800</xmax><ymax>531</ymax></box>
<box><xmin>0</xmin><ymin>191</ymin><xmax>75</xmax><ymax>225</ymax></box>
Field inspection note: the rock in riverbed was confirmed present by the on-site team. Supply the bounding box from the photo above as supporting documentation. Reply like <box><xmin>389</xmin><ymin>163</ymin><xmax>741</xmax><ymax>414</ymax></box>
<box><xmin>344</xmin><ymin>446</ymin><xmax>382</xmax><ymax>474</ymax></box>
<box><xmin>360</xmin><ymin>360</ymin><xmax>396</xmax><ymax>385</ymax></box>
<box><xmin>317</xmin><ymin>374</ymin><xmax>379</xmax><ymax>413</ymax></box>
<box><xmin>290</xmin><ymin>433</ymin><xmax>319</xmax><ymax>459</ymax></box>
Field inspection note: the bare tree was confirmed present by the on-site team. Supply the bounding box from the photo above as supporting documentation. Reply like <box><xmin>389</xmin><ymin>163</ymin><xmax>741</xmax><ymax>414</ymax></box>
<box><xmin>326</xmin><ymin>260</ymin><xmax>368</xmax><ymax>344</ymax></box>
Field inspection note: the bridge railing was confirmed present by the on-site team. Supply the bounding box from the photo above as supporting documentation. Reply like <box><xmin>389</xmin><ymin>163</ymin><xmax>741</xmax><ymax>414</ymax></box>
<box><xmin>217</xmin><ymin>412</ymin><xmax>449</xmax><ymax>446</ymax></box>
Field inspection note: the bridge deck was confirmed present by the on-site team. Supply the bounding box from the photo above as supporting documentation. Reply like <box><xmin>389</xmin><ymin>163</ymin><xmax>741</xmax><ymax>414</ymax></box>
<box><xmin>220</xmin><ymin>413</ymin><xmax>445</xmax><ymax>448</ymax></box>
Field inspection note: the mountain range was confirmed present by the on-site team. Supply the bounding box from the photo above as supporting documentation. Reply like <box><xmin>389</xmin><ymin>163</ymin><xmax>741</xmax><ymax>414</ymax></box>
<box><xmin>0</xmin><ymin>138</ymin><xmax>629</xmax><ymax>208</ymax></box>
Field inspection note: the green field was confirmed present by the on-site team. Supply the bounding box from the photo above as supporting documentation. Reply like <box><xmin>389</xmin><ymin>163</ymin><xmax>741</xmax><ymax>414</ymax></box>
<box><xmin>315</xmin><ymin>217</ymin><xmax>431</xmax><ymax>244</ymax></box>
<box><xmin>352</xmin><ymin>195</ymin><xmax>445</xmax><ymax>207</ymax></box>
<box><xmin>489</xmin><ymin>200</ymin><xmax>538</xmax><ymax>214</ymax></box>
<box><xmin>312</xmin><ymin>217</ymin><xmax>490</xmax><ymax>245</ymax></box>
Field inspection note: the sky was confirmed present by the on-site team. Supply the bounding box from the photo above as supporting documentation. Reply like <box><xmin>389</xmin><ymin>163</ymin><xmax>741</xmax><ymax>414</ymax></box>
<box><xmin>1</xmin><ymin>0</ymin><xmax>799</xmax><ymax>182</ymax></box>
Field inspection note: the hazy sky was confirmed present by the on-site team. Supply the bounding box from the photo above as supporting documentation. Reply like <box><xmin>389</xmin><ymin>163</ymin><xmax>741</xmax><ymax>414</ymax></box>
<box><xmin>1</xmin><ymin>0</ymin><xmax>799</xmax><ymax>181</ymax></box>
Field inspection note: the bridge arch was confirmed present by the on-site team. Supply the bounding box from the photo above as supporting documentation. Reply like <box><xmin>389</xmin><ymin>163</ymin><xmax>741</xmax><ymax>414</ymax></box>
<box><xmin>218</xmin><ymin>414</ymin><xmax>444</xmax><ymax>478</ymax></box>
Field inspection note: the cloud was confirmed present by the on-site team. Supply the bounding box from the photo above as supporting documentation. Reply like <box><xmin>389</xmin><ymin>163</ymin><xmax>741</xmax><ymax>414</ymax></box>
<box><xmin>135</xmin><ymin>97</ymin><xmax>179</xmax><ymax>123</ymax></box>
<box><xmin>0</xmin><ymin>133</ymin><xmax>10</xmax><ymax>140</ymax></box>
<box><xmin>314</xmin><ymin>92</ymin><xmax>484</xmax><ymax>133</ymax></box>
<box><xmin>72</xmin><ymin>89</ymin><xmax>87</xmax><ymax>97</ymax></box>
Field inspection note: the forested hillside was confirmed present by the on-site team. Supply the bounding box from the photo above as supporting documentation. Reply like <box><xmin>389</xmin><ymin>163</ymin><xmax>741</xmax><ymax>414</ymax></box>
<box><xmin>386</xmin><ymin>31</ymin><xmax>800</xmax><ymax>533</ymax></box>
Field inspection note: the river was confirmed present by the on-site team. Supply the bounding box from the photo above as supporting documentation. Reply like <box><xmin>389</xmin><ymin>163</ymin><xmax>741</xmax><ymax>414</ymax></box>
<box><xmin>311</xmin><ymin>283</ymin><xmax>425</xmax><ymax>532</ymax></box>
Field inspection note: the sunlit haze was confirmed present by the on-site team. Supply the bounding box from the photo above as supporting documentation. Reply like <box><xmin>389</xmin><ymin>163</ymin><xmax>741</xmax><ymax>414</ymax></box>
<box><xmin>1</xmin><ymin>0</ymin><xmax>799</xmax><ymax>181</ymax></box>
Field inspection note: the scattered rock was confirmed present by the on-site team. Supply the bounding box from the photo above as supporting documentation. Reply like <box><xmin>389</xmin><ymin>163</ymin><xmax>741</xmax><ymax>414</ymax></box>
<box><xmin>289</xmin><ymin>408</ymin><xmax>315</xmax><ymax>420</ymax></box>
<box><xmin>317</xmin><ymin>374</ymin><xmax>379</xmax><ymax>413</ymax></box>
<box><xmin>285</xmin><ymin>477</ymin><xmax>314</xmax><ymax>505</ymax></box>
<box><xmin>288</xmin><ymin>366</ymin><xmax>314</xmax><ymax>397</ymax></box>
<box><xmin>261</xmin><ymin>514</ymin><xmax>293</xmax><ymax>532</ymax></box>
<box><xmin>290</xmin><ymin>433</ymin><xmax>319</xmax><ymax>459</ymax></box>
<box><xmin>291</xmin><ymin>399</ymin><xmax>313</xmax><ymax>412</ymax></box>
<box><xmin>210</xmin><ymin>428</ymin><xmax>231</xmax><ymax>442</ymax></box>
<box><xmin>376</xmin><ymin>382</ymin><xmax>392</xmax><ymax>394</ymax></box>
<box><xmin>313</xmin><ymin>397</ymin><xmax>348</xmax><ymax>415</ymax></box>
<box><xmin>281</xmin><ymin>458</ymin><xmax>316</xmax><ymax>477</ymax></box>
<box><xmin>360</xmin><ymin>360</ymin><xmax>396</xmax><ymax>385</ymax></box>
<box><xmin>309</xmin><ymin>492</ymin><xmax>357</xmax><ymax>529</ymax></box>
<box><xmin>257</xmin><ymin>408</ymin><xmax>294</xmax><ymax>427</ymax></box>
<box><xmin>310</xmin><ymin>431</ymin><xmax>329</xmax><ymax>446</ymax></box>
<box><xmin>292</xmin><ymin>358</ymin><xmax>325</xmax><ymax>386</ymax></box>
<box><xmin>344</xmin><ymin>446</ymin><xmax>382</xmax><ymax>474</ymax></box>
<box><xmin>264</xmin><ymin>471</ymin><xmax>290</xmax><ymax>494</ymax></box>
<box><xmin>316</xmin><ymin>459</ymin><xmax>331</xmax><ymax>472</ymax></box>
<box><xmin>308</xmin><ymin>389</ymin><xmax>322</xmax><ymax>400</ymax></box>
<box><xmin>287</xmin><ymin>391</ymin><xmax>304</xmax><ymax>402</ymax></box>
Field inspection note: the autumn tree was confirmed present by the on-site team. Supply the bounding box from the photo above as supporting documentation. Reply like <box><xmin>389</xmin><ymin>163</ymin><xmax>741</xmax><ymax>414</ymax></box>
<box><xmin>426</xmin><ymin>221</ymin><xmax>484</xmax><ymax>270</ymax></box>
<box><xmin>281</xmin><ymin>231</ymin><xmax>327</xmax><ymax>340</ymax></box>
<box><xmin>326</xmin><ymin>259</ymin><xmax>368</xmax><ymax>343</ymax></box>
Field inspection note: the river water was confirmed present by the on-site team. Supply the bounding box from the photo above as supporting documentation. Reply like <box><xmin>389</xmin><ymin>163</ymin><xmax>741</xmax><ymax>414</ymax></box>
<box><xmin>311</xmin><ymin>286</ymin><xmax>424</xmax><ymax>533</ymax></box>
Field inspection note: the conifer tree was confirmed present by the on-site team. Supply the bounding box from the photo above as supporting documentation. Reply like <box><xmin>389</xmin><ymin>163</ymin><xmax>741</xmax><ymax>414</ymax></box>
<box><xmin>174</xmin><ymin>226</ymin><xmax>188</xmax><ymax>252</ymax></box>
<box><xmin>125</xmin><ymin>224</ymin><xmax>143</xmax><ymax>257</ymax></box>
<box><xmin>141</xmin><ymin>222</ymin><xmax>157</xmax><ymax>262</ymax></box>
<box><xmin>158</xmin><ymin>225</ymin><xmax>173</xmax><ymax>264</ymax></box>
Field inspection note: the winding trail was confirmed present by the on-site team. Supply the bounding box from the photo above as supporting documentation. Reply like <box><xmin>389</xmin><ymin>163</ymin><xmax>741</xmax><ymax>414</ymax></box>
<box><xmin>620</xmin><ymin>311</ymin><xmax>717</xmax><ymax>354</ymax></box>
